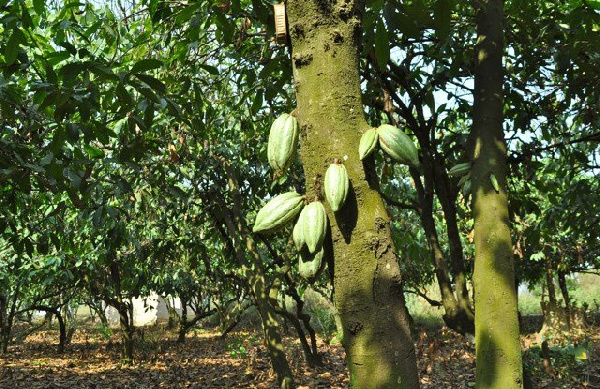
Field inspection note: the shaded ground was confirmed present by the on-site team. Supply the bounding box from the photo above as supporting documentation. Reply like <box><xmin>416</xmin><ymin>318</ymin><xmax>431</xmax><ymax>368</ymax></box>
<box><xmin>0</xmin><ymin>321</ymin><xmax>598</xmax><ymax>388</ymax></box>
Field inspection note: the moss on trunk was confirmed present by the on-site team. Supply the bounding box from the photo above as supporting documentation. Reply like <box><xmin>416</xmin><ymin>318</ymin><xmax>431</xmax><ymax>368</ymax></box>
<box><xmin>468</xmin><ymin>0</ymin><xmax>524</xmax><ymax>387</ymax></box>
<box><xmin>287</xmin><ymin>1</ymin><xmax>419</xmax><ymax>387</ymax></box>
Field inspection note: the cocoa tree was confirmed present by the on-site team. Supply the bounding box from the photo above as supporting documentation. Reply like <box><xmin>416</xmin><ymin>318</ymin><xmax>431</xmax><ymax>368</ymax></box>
<box><xmin>284</xmin><ymin>1</ymin><xmax>420</xmax><ymax>387</ymax></box>
<box><xmin>468</xmin><ymin>0</ymin><xmax>524</xmax><ymax>386</ymax></box>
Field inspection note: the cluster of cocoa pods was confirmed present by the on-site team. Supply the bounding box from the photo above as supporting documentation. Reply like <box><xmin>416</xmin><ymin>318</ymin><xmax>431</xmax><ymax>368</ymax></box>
<box><xmin>254</xmin><ymin>115</ymin><xmax>425</xmax><ymax>282</ymax></box>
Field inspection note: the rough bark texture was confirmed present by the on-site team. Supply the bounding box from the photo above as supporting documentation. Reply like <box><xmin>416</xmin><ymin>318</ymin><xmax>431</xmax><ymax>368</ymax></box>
<box><xmin>287</xmin><ymin>1</ymin><xmax>419</xmax><ymax>387</ymax></box>
<box><xmin>469</xmin><ymin>0</ymin><xmax>524</xmax><ymax>387</ymax></box>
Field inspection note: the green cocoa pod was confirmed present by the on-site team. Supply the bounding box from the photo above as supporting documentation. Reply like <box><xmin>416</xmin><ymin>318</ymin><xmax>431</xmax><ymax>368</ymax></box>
<box><xmin>253</xmin><ymin>192</ymin><xmax>304</xmax><ymax>234</ymax></box>
<box><xmin>457</xmin><ymin>172</ymin><xmax>471</xmax><ymax>189</ymax></box>
<box><xmin>324</xmin><ymin>163</ymin><xmax>349</xmax><ymax>212</ymax></box>
<box><xmin>359</xmin><ymin>128</ymin><xmax>379</xmax><ymax>160</ymax></box>
<box><xmin>298</xmin><ymin>246</ymin><xmax>324</xmax><ymax>283</ymax></box>
<box><xmin>267</xmin><ymin>113</ymin><xmax>299</xmax><ymax>174</ymax></box>
<box><xmin>489</xmin><ymin>173</ymin><xmax>500</xmax><ymax>193</ymax></box>
<box><xmin>377</xmin><ymin>124</ymin><xmax>420</xmax><ymax>168</ymax></box>
<box><xmin>302</xmin><ymin>201</ymin><xmax>328</xmax><ymax>254</ymax></box>
<box><xmin>448</xmin><ymin>162</ymin><xmax>472</xmax><ymax>178</ymax></box>
<box><xmin>462</xmin><ymin>178</ymin><xmax>472</xmax><ymax>197</ymax></box>
<box><xmin>292</xmin><ymin>208</ymin><xmax>306</xmax><ymax>251</ymax></box>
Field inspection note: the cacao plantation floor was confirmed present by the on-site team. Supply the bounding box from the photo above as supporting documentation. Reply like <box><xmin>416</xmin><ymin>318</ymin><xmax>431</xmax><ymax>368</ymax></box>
<box><xmin>0</xmin><ymin>322</ymin><xmax>598</xmax><ymax>388</ymax></box>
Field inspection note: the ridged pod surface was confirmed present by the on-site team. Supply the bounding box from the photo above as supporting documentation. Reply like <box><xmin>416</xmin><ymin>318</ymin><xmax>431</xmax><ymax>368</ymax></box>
<box><xmin>267</xmin><ymin>113</ymin><xmax>299</xmax><ymax>173</ymax></box>
<box><xmin>302</xmin><ymin>201</ymin><xmax>328</xmax><ymax>254</ymax></box>
<box><xmin>252</xmin><ymin>192</ymin><xmax>304</xmax><ymax>234</ymax></box>
<box><xmin>292</xmin><ymin>208</ymin><xmax>306</xmax><ymax>251</ymax></box>
<box><xmin>377</xmin><ymin>124</ymin><xmax>420</xmax><ymax>168</ymax></box>
<box><xmin>324</xmin><ymin>163</ymin><xmax>349</xmax><ymax>212</ymax></box>
<box><xmin>358</xmin><ymin>128</ymin><xmax>378</xmax><ymax>160</ymax></box>
<box><xmin>448</xmin><ymin>163</ymin><xmax>472</xmax><ymax>178</ymax></box>
<box><xmin>298</xmin><ymin>246</ymin><xmax>324</xmax><ymax>282</ymax></box>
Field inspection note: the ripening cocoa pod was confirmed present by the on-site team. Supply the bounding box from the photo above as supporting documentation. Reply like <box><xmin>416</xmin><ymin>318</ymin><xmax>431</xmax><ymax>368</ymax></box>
<box><xmin>292</xmin><ymin>208</ymin><xmax>306</xmax><ymax>251</ymax></box>
<box><xmin>324</xmin><ymin>163</ymin><xmax>349</xmax><ymax>212</ymax></box>
<box><xmin>252</xmin><ymin>192</ymin><xmax>304</xmax><ymax>234</ymax></box>
<box><xmin>457</xmin><ymin>173</ymin><xmax>471</xmax><ymax>189</ymax></box>
<box><xmin>359</xmin><ymin>128</ymin><xmax>379</xmax><ymax>160</ymax></box>
<box><xmin>377</xmin><ymin>124</ymin><xmax>420</xmax><ymax>168</ymax></box>
<box><xmin>462</xmin><ymin>178</ymin><xmax>472</xmax><ymax>197</ymax></box>
<box><xmin>298</xmin><ymin>246</ymin><xmax>324</xmax><ymax>283</ymax></box>
<box><xmin>448</xmin><ymin>162</ymin><xmax>472</xmax><ymax>178</ymax></box>
<box><xmin>267</xmin><ymin>113</ymin><xmax>299</xmax><ymax>174</ymax></box>
<box><xmin>302</xmin><ymin>201</ymin><xmax>328</xmax><ymax>254</ymax></box>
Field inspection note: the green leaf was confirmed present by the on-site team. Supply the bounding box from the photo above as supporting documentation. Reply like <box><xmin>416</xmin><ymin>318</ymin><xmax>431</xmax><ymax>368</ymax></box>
<box><xmin>33</xmin><ymin>0</ymin><xmax>45</xmax><ymax>15</ymax></box>
<box><xmin>5</xmin><ymin>30</ymin><xmax>22</xmax><ymax>65</ymax></box>
<box><xmin>374</xmin><ymin>19</ymin><xmax>389</xmax><ymax>69</ymax></box>
<box><xmin>434</xmin><ymin>0</ymin><xmax>452</xmax><ymax>39</ymax></box>
<box><xmin>135</xmin><ymin>73</ymin><xmax>166</xmax><ymax>93</ymax></box>
<box><xmin>199</xmin><ymin>64</ymin><xmax>219</xmax><ymax>75</ymax></box>
<box><xmin>84</xmin><ymin>145</ymin><xmax>105</xmax><ymax>159</ymax></box>
<box><xmin>130</xmin><ymin>59</ymin><xmax>163</xmax><ymax>74</ymax></box>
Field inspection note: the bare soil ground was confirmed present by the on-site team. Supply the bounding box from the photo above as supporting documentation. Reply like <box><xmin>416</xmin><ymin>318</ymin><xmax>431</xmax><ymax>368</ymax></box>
<box><xmin>0</xmin><ymin>321</ymin><xmax>598</xmax><ymax>388</ymax></box>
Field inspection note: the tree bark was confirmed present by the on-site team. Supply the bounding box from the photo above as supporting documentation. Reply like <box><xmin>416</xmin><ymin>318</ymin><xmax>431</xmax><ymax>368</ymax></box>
<box><xmin>468</xmin><ymin>0</ymin><xmax>524</xmax><ymax>387</ymax></box>
<box><xmin>108</xmin><ymin>260</ymin><xmax>134</xmax><ymax>363</ymax></box>
<box><xmin>0</xmin><ymin>293</ymin><xmax>9</xmax><ymax>354</ymax></box>
<box><xmin>545</xmin><ymin>255</ymin><xmax>557</xmax><ymax>304</ymax></box>
<box><xmin>432</xmin><ymin>161</ymin><xmax>475</xmax><ymax>327</ymax></box>
<box><xmin>286</xmin><ymin>1</ymin><xmax>419</xmax><ymax>387</ymax></box>
<box><xmin>0</xmin><ymin>283</ymin><xmax>20</xmax><ymax>354</ymax></box>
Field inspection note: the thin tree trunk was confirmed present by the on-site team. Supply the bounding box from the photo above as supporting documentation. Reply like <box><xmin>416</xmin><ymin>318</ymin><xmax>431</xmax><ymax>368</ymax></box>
<box><xmin>108</xmin><ymin>260</ymin><xmax>134</xmax><ymax>363</ymax></box>
<box><xmin>469</xmin><ymin>0</ymin><xmax>524</xmax><ymax>387</ymax></box>
<box><xmin>432</xmin><ymin>161</ymin><xmax>475</xmax><ymax>325</ymax></box>
<box><xmin>56</xmin><ymin>309</ymin><xmax>66</xmax><ymax>352</ymax></box>
<box><xmin>286</xmin><ymin>1</ymin><xmax>419</xmax><ymax>387</ymax></box>
<box><xmin>0</xmin><ymin>293</ymin><xmax>7</xmax><ymax>354</ymax></box>
<box><xmin>178</xmin><ymin>297</ymin><xmax>188</xmax><ymax>343</ymax></box>
<box><xmin>208</xmin><ymin>165</ymin><xmax>294</xmax><ymax>388</ymax></box>
<box><xmin>545</xmin><ymin>256</ymin><xmax>557</xmax><ymax>304</ymax></box>
<box><xmin>557</xmin><ymin>270</ymin><xmax>570</xmax><ymax>327</ymax></box>
<box><xmin>1</xmin><ymin>283</ymin><xmax>21</xmax><ymax>354</ymax></box>
<box><xmin>117</xmin><ymin>304</ymin><xmax>134</xmax><ymax>362</ymax></box>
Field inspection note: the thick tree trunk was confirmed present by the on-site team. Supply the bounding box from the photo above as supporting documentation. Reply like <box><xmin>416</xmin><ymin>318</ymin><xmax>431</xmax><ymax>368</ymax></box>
<box><xmin>287</xmin><ymin>1</ymin><xmax>419</xmax><ymax>387</ymax></box>
<box><xmin>469</xmin><ymin>0</ymin><xmax>524</xmax><ymax>387</ymax></box>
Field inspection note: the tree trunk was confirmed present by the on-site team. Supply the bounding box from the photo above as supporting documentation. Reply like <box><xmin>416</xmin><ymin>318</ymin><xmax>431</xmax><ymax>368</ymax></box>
<box><xmin>208</xmin><ymin>168</ymin><xmax>294</xmax><ymax>388</ymax></box>
<box><xmin>432</xmin><ymin>161</ymin><xmax>475</xmax><ymax>331</ymax></box>
<box><xmin>251</xmin><ymin>270</ymin><xmax>294</xmax><ymax>389</ymax></box>
<box><xmin>545</xmin><ymin>255</ymin><xmax>557</xmax><ymax>304</ymax></box>
<box><xmin>178</xmin><ymin>297</ymin><xmax>188</xmax><ymax>343</ymax></box>
<box><xmin>117</xmin><ymin>304</ymin><xmax>134</xmax><ymax>362</ymax></box>
<box><xmin>56</xmin><ymin>309</ymin><xmax>66</xmax><ymax>353</ymax></box>
<box><xmin>557</xmin><ymin>270</ymin><xmax>570</xmax><ymax>310</ymax></box>
<box><xmin>0</xmin><ymin>293</ymin><xmax>8</xmax><ymax>354</ymax></box>
<box><xmin>0</xmin><ymin>283</ymin><xmax>20</xmax><ymax>354</ymax></box>
<box><xmin>286</xmin><ymin>1</ymin><xmax>419</xmax><ymax>387</ymax></box>
<box><xmin>108</xmin><ymin>260</ymin><xmax>134</xmax><ymax>363</ymax></box>
<box><xmin>416</xmin><ymin>168</ymin><xmax>474</xmax><ymax>335</ymax></box>
<box><xmin>468</xmin><ymin>0</ymin><xmax>524</xmax><ymax>387</ymax></box>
